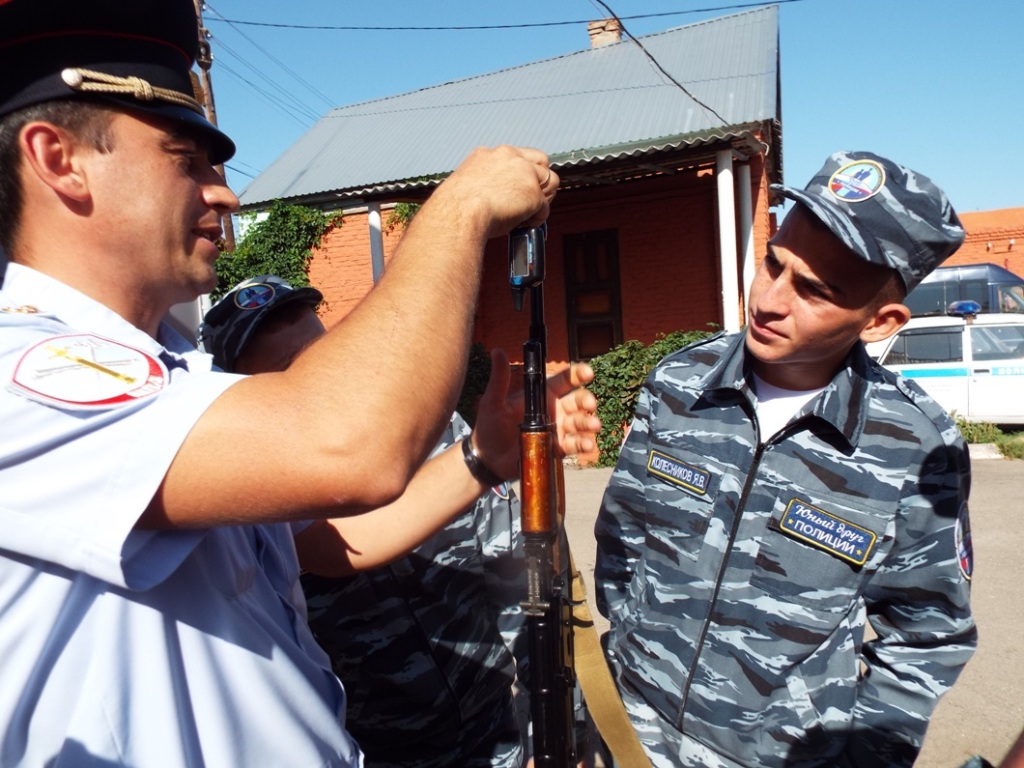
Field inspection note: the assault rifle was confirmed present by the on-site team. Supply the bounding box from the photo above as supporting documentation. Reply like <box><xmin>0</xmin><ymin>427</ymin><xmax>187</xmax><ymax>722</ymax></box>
<box><xmin>509</xmin><ymin>224</ymin><xmax>577</xmax><ymax>767</ymax></box>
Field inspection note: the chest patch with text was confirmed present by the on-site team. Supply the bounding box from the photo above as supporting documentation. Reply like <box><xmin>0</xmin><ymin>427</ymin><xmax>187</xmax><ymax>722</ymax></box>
<box><xmin>647</xmin><ymin>450</ymin><xmax>711</xmax><ymax>496</ymax></box>
<box><xmin>779</xmin><ymin>499</ymin><xmax>876</xmax><ymax>566</ymax></box>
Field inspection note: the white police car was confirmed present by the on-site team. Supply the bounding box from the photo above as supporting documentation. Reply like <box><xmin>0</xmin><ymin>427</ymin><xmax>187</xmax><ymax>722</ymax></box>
<box><xmin>865</xmin><ymin>301</ymin><xmax>1024</xmax><ymax>425</ymax></box>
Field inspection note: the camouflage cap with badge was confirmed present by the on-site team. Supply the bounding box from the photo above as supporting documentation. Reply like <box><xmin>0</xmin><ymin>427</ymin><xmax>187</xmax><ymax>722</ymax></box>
<box><xmin>0</xmin><ymin>0</ymin><xmax>235</xmax><ymax>164</ymax></box>
<box><xmin>771</xmin><ymin>150</ymin><xmax>965</xmax><ymax>292</ymax></box>
<box><xmin>199</xmin><ymin>276</ymin><xmax>323</xmax><ymax>372</ymax></box>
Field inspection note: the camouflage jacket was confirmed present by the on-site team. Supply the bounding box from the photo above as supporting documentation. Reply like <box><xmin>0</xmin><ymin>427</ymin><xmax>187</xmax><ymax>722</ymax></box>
<box><xmin>302</xmin><ymin>414</ymin><xmax>527</xmax><ymax>768</ymax></box>
<box><xmin>595</xmin><ymin>332</ymin><xmax>977</xmax><ymax>768</ymax></box>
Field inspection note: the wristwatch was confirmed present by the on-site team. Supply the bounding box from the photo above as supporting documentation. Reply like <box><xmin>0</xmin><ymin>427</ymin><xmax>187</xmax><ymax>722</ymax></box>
<box><xmin>461</xmin><ymin>435</ymin><xmax>502</xmax><ymax>487</ymax></box>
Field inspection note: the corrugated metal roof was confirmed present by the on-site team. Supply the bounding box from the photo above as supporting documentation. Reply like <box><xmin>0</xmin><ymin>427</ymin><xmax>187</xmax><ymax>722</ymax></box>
<box><xmin>238</xmin><ymin>6</ymin><xmax>779</xmax><ymax>209</ymax></box>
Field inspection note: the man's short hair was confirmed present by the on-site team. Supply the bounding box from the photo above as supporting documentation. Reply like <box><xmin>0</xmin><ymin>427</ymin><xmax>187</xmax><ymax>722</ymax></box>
<box><xmin>0</xmin><ymin>101</ymin><xmax>115</xmax><ymax>253</ymax></box>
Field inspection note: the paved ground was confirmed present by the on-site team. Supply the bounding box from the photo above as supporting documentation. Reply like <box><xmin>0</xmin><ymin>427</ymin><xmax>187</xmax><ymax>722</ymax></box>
<box><xmin>555</xmin><ymin>450</ymin><xmax>1024</xmax><ymax>767</ymax></box>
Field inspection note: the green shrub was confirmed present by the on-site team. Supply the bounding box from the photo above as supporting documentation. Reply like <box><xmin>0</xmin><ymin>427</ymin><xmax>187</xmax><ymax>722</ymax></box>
<box><xmin>212</xmin><ymin>201</ymin><xmax>342</xmax><ymax>301</ymax></box>
<box><xmin>996</xmin><ymin>430</ymin><xmax>1024</xmax><ymax>460</ymax></box>
<box><xmin>588</xmin><ymin>328</ymin><xmax>717</xmax><ymax>466</ymax></box>
<box><xmin>952</xmin><ymin>417</ymin><xmax>1024</xmax><ymax>459</ymax></box>
<box><xmin>953</xmin><ymin>415</ymin><xmax>1003</xmax><ymax>444</ymax></box>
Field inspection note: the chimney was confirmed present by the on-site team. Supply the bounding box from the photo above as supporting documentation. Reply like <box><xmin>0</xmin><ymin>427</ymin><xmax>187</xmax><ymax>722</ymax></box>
<box><xmin>588</xmin><ymin>18</ymin><xmax>622</xmax><ymax>48</ymax></box>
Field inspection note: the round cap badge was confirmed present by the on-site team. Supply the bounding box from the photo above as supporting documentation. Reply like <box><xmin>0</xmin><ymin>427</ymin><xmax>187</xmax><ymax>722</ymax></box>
<box><xmin>11</xmin><ymin>334</ymin><xmax>169</xmax><ymax>410</ymax></box>
<box><xmin>828</xmin><ymin>160</ymin><xmax>886</xmax><ymax>203</ymax></box>
<box><xmin>234</xmin><ymin>282</ymin><xmax>277</xmax><ymax>310</ymax></box>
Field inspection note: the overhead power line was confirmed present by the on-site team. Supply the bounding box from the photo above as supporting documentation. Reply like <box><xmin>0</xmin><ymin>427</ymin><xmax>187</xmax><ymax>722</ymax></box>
<box><xmin>205</xmin><ymin>3</ymin><xmax>336</xmax><ymax>110</ymax></box>
<box><xmin>204</xmin><ymin>0</ymin><xmax>806</xmax><ymax>31</ymax></box>
<box><xmin>588</xmin><ymin>0</ymin><xmax>728</xmax><ymax>124</ymax></box>
<box><xmin>224</xmin><ymin>162</ymin><xmax>257</xmax><ymax>179</ymax></box>
<box><xmin>213</xmin><ymin>56</ymin><xmax>318</xmax><ymax>125</ymax></box>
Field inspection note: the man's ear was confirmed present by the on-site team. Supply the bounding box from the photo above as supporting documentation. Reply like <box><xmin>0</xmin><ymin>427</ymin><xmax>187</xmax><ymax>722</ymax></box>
<box><xmin>861</xmin><ymin>303</ymin><xmax>912</xmax><ymax>344</ymax></box>
<box><xmin>19</xmin><ymin>121</ymin><xmax>92</xmax><ymax>203</ymax></box>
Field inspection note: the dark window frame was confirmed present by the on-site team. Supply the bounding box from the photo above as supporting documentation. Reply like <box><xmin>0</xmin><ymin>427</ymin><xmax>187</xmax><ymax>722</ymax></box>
<box><xmin>562</xmin><ymin>229</ymin><xmax>623</xmax><ymax>361</ymax></box>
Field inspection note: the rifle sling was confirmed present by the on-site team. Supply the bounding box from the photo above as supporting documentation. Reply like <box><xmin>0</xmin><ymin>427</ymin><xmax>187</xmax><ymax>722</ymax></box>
<box><xmin>568</xmin><ymin>550</ymin><xmax>652</xmax><ymax>768</ymax></box>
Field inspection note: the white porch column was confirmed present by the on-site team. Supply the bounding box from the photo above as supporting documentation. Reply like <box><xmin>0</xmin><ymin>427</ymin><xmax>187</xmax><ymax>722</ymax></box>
<box><xmin>737</xmin><ymin>163</ymin><xmax>755</xmax><ymax>323</ymax></box>
<box><xmin>367</xmin><ymin>202</ymin><xmax>385</xmax><ymax>283</ymax></box>
<box><xmin>716</xmin><ymin>150</ymin><xmax>741</xmax><ymax>332</ymax></box>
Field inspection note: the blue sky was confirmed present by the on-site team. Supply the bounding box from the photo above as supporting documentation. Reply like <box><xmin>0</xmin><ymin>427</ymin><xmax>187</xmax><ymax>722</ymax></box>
<box><xmin>203</xmin><ymin>0</ymin><xmax>1023</xmax><ymax>214</ymax></box>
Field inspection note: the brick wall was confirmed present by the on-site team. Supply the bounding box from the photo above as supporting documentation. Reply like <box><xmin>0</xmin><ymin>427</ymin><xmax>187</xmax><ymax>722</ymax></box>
<box><xmin>308</xmin><ymin>208</ymin><xmax>403</xmax><ymax>330</ymax></box>
<box><xmin>953</xmin><ymin>208</ymin><xmax>1024</xmax><ymax>277</ymax></box>
<box><xmin>475</xmin><ymin>159</ymin><xmax>771</xmax><ymax>369</ymax></box>
<box><xmin>307</xmin><ymin>156</ymin><xmax>774</xmax><ymax>366</ymax></box>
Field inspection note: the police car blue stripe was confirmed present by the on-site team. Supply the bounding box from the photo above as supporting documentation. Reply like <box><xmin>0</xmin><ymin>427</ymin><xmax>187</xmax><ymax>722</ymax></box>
<box><xmin>900</xmin><ymin>367</ymin><xmax>970</xmax><ymax>378</ymax></box>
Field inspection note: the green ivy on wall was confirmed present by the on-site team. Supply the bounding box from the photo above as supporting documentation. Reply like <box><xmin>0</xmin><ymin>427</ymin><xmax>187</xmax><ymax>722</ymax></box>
<box><xmin>212</xmin><ymin>200</ymin><xmax>343</xmax><ymax>301</ymax></box>
<box><xmin>385</xmin><ymin>202</ymin><xmax>421</xmax><ymax>232</ymax></box>
<box><xmin>588</xmin><ymin>327</ymin><xmax>718</xmax><ymax>466</ymax></box>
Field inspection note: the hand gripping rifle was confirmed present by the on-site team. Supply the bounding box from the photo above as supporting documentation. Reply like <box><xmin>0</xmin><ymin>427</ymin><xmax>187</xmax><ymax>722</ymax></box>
<box><xmin>509</xmin><ymin>224</ymin><xmax>577</xmax><ymax>767</ymax></box>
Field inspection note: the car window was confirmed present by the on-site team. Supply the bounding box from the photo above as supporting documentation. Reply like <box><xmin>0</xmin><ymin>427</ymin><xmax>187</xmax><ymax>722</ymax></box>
<box><xmin>961</xmin><ymin>281</ymin><xmax>989</xmax><ymax>312</ymax></box>
<box><xmin>997</xmin><ymin>285</ymin><xmax>1024</xmax><ymax>313</ymax></box>
<box><xmin>883</xmin><ymin>328</ymin><xmax>963</xmax><ymax>365</ymax></box>
<box><xmin>904</xmin><ymin>283</ymin><xmax>952</xmax><ymax>316</ymax></box>
<box><xmin>970</xmin><ymin>324</ymin><xmax>1024</xmax><ymax>361</ymax></box>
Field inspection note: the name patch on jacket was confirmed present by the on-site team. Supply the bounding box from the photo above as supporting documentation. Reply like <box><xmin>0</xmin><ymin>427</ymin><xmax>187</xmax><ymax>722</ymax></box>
<box><xmin>779</xmin><ymin>499</ymin><xmax>876</xmax><ymax>566</ymax></box>
<box><xmin>647</xmin><ymin>450</ymin><xmax>710</xmax><ymax>496</ymax></box>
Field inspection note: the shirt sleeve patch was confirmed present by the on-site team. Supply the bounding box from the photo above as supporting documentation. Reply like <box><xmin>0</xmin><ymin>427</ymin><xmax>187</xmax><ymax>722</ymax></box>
<box><xmin>9</xmin><ymin>333</ymin><xmax>168</xmax><ymax>410</ymax></box>
<box><xmin>955</xmin><ymin>501</ymin><xmax>973</xmax><ymax>581</ymax></box>
<box><xmin>779</xmin><ymin>498</ymin><xmax>877</xmax><ymax>566</ymax></box>
<box><xmin>647</xmin><ymin>449</ymin><xmax>711</xmax><ymax>496</ymax></box>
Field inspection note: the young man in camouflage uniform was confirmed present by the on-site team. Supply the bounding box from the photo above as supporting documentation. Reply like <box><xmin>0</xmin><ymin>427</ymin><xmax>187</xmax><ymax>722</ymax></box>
<box><xmin>201</xmin><ymin>276</ymin><xmax>595</xmax><ymax>767</ymax></box>
<box><xmin>594</xmin><ymin>151</ymin><xmax>977</xmax><ymax>767</ymax></box>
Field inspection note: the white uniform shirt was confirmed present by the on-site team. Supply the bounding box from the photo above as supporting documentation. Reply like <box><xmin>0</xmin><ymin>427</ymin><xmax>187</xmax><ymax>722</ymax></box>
<box><xmin>0</xmin><ymin>264</ymin><xmax>360</xmax><ymax>767</ymax></box>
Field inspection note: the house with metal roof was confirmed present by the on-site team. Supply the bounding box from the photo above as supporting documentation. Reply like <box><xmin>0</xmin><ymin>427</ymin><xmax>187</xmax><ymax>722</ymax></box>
<box><xmin>236</xmin><ymin>6</ymin><xmax>782</xmax><ymax>365</ymax></box>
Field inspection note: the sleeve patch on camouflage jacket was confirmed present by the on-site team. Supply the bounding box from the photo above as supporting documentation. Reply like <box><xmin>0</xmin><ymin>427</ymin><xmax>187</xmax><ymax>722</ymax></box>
<box><xmin>779</xmin><ymin>498</ymin><xmax>877</xmax><ymax>566</ymax></box>
<box><xmin>647</xmin><ymin>449</ymin><xmax>711</xmax><ymax>496</ymax></box>
<box><xmin>955</xmin><ymin>501</ymin><xmax>973</xmax><ymax>581</ymax></box>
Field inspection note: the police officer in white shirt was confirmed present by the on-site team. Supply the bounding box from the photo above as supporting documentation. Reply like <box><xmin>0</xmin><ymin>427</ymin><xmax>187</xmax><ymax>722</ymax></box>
<box><xmin>0</xmin><ymin>1</ymin><xmax>599</xmax><ymax>765</ymax></box>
